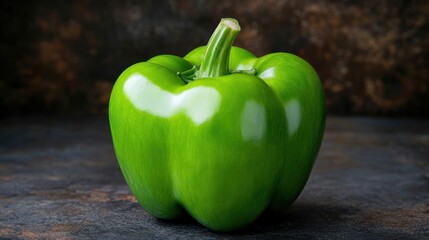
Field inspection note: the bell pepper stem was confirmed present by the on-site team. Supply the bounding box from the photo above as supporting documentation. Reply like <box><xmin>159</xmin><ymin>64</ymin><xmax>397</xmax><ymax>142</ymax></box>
<box><xmin>197</xmin><ymin>18</ymin><xmax>241</xmax><ymax>78</ymax></box>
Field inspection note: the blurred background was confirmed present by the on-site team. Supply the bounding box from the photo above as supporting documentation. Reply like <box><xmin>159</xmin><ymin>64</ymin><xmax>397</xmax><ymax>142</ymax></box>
<box><xmin>0</xmin><ymin>0</ymin><xmax>428</xmax><ymax>117</ymax></box>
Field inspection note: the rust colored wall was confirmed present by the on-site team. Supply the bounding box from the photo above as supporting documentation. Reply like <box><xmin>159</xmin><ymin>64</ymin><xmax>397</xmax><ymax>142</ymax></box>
<box><xmin>1</xmin><ymin>0</ymin><xmax>428</xmax><ymax>116</ymax></box>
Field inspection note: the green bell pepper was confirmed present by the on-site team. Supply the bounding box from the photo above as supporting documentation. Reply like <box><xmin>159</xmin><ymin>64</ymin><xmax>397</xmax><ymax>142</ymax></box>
<box><xmin>109</xmin><ymin>18</ymin><xmax>325</xmax><ymax>231</ymax></box>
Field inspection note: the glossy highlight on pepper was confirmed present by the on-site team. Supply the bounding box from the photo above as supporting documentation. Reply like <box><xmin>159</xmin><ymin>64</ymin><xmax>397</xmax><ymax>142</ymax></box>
<box><xmin>123</xmin><ymin>73</ymin><xmax>221</xmax><ymax>125</ymax></box>
<box><xmin>109</xmin><ymin>18</ymin><xmax>325</xmax><ymax>231</ymax></box>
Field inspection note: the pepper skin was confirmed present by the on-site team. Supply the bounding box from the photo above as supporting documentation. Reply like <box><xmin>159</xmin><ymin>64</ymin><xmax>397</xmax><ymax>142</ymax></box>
<box><xmin>109</xmin><ymin>18</ymin><xmax>325</xmax><ymax>231</ymax></box>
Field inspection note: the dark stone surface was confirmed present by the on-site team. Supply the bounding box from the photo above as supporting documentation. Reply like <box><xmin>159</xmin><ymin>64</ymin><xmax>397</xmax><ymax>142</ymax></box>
<box><xmin>1</xmin><ymin>1</ymin><xmax>428</xmax><ymax>116</ymax></box>
<box><xmin>0</xmin><ymin>116</ymin><xmax>428</xmax><ymax>239</ymax></box>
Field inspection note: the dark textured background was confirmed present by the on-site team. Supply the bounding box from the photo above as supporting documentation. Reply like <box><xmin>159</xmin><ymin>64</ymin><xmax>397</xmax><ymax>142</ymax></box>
<box><xmin>1</xmin><ymin>0</ymin><xmax>428</xmax><ymax>116</ymax></box>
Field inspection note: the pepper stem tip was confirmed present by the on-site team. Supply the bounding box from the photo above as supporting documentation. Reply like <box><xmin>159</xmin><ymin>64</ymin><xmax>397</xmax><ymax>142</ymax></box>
<box><xmin>221</xmin><ymin>18</ymin><xmax>241</xmax><ymax>31</ymax></box>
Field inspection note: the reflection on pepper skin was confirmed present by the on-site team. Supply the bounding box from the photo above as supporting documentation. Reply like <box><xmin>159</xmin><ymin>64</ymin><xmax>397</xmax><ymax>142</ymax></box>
<box><xmin>284</xmin><ymin>99</ymin><xmax>301</xmax><ymax>136</ymax></box>
<box><xmin>124</xmin><ymin>73</ymin><xmax>221</xmax><ymax>125</ymax></box>
<box><xmin>240</xmin><ymin>100</ymin><xmax>266</xmax><ymax>142</ymax></box>
<box><xmin>259</xmin><ymin>67</ymin><xmax>275</xmax><ymax>79</ymax></box>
